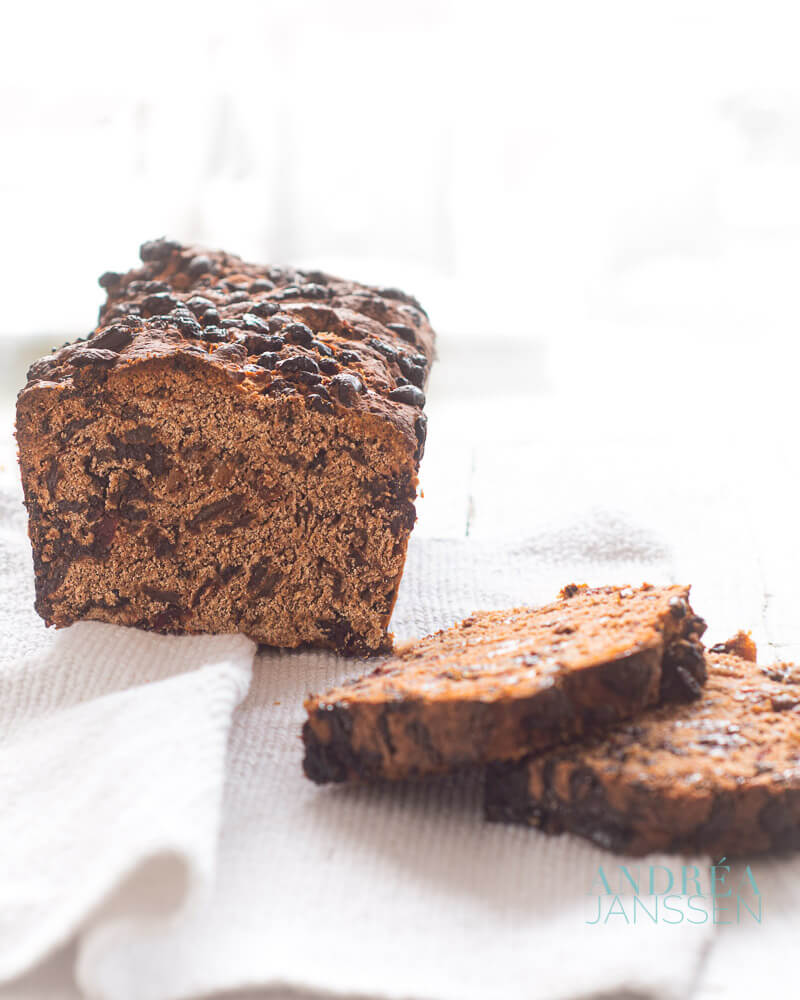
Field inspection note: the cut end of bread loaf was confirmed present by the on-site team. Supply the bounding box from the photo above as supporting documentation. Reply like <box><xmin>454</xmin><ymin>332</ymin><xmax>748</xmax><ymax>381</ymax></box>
<box><xmin>16</xmin><ymin>240</ymin><xmax>435</xmax><ymax>653</ymax></box>
<box><xmin>303</xmin><ymin>583</ymin><xmax>707</xmax><ymax>783</ymax></box>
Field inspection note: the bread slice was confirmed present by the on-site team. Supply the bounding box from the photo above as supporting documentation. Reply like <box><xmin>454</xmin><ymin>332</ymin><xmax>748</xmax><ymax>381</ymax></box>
<box><xmin>485</xmin><ymin>634</ymin><xmax>800</xmax><ymax>855</ymax></box>
<box><xmin>303</xmin><ymin>584</ymin><xmax>707</xmax><ymax>783</ymax></box>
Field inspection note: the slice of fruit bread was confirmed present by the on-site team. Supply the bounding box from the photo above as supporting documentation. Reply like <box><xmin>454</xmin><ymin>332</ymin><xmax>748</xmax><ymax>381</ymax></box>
<box><xmin>484</xmin><ymin>633</ymin><xmax>800</xmax><ymax>856</ymax></box>
<box><xmin>303</xmin><ymin>583</ymin><xmax>707</xmax><ymax>783</ymax></box>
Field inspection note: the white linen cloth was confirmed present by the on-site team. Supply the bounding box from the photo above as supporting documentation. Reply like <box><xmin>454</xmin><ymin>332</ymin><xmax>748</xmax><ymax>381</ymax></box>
<box><xmin>0</xmin><ymin>464</ymin><xmax>255</xmax><ymax>984</ymax></box>
<box><xmin>0</xmin><ymin>457</ymin><xmax>756</xmax><ymax>1000</ymax></box>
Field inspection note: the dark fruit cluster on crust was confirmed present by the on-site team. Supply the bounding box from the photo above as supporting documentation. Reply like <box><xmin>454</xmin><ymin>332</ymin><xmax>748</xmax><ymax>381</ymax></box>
<box><xmin>484</xmin><ymin>633</ymin><xmax>800</xmax><ymax>856</ymax></box>
<box><xmin>302</xmin><ymin>584</ymin><xmax>707</xmax><ymax>783</ymax></box>
<box><xmin>17</xmin><ymin>239</ymin><xmax>435</xmax><ymax>653</ymax></box>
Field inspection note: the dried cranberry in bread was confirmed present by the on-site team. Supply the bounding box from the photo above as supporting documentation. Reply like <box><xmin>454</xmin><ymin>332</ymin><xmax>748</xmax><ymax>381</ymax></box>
<box><xmin>16</xmin><ymin>239</ymin><xmax>434</xmax><ymax>653</ymax></box>
<box><xmin>303</xmin><ymin>584</ymin><xmax>707</xmax><ymax>783</ymax></box>
<box><xmin>485</xmin><ymin>634</ymin><xmax>800</xmax><ymax>855</ymax></box>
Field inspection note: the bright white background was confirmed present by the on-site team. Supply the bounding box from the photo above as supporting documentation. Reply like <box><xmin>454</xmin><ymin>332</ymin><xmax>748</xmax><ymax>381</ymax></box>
<box><xmin>4</xmin><ymin>0</ymin><xmax>800</xmax><ymax>347</ymax></box>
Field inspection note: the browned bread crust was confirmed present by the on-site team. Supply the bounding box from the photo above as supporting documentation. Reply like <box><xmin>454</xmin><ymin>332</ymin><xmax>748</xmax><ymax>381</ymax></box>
<box><xmin>16</xmin><ymin>239</ymin><xmax>435</xmax><ymax>653</ymax></box>
<box><xmin>484</xmin><ymin>641</ymin><xmax>800</xmax><ymax>856</ymax></box>
<box><xmin>303</xmin><ymin>584</ymin><xmax>707</xmax><ymax>783</ymax></box>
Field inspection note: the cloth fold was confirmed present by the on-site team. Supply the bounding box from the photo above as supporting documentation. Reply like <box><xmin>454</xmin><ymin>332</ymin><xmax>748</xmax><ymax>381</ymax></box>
<box><xmin>0</xmin><ymin>466</ymin><xmax>255</xmax><ymax>984</ymax></box>
<box><xmin>0</xmin><ymin>625</ymin><xmax>254</xmax><ymax>982</ymax></box>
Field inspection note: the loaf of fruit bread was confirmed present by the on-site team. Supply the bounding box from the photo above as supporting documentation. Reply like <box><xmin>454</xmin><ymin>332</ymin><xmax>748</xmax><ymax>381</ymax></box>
<box><xmin>303</xmin><ymin>583</ymin><xmax>707</xmax><ymax>783</ymax></box>
<box><xmin>16</xmin><ymin>239</ymin><xmax>434</xmax><ymax>653</ymax></box>
<box><xmin>484</xmin><ymin>632</ymin><xmax>800</xmax><ymax>855</ymax></box>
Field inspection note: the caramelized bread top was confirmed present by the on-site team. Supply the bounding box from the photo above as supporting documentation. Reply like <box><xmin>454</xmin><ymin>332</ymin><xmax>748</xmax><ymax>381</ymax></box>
<box><xmin>19</xmin><ymin>238</ymin><xmax>435</xmax><ymax>465</ymax></box>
